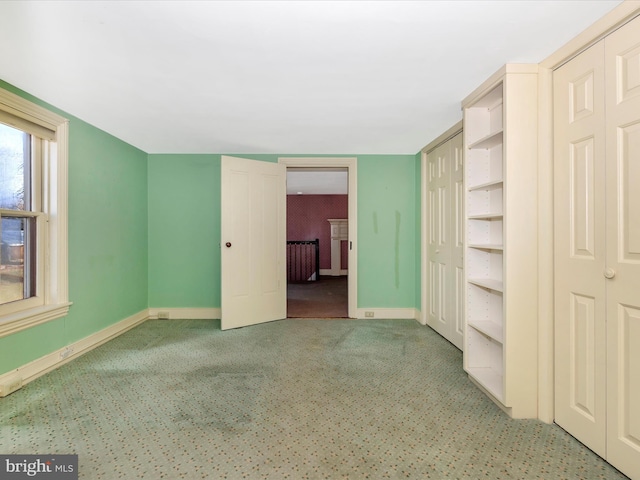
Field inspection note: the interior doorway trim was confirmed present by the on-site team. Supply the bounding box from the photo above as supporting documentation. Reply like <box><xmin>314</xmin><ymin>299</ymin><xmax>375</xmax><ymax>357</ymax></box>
<box><xmin>278</xmin><ymin>157</ymin><xmax>357</xmax><ymax>318</ymax></box>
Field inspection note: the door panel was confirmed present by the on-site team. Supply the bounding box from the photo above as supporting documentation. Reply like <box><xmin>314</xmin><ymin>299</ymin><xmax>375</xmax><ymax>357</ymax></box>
<box><xmin>605</xmin><ymin>17</ymin><xmax>640</xmax><ymax>479</ymax></box>
<box><xmin>227</xmin><ymin>169</ymin><xmax>252</xmax><ymax>303</ymax></box>
<box><xmin>569</xmin><ymin>292</ymin><xmax>597</xmax><ymax>421</ymax></box>
<box><xmin>451</xmin><ymin>133</ymin><xmax>464</xmax><ymax>349</ymax></box>
<box><xmin>570</xmin><ymin>138</ymin><xmax>596</xmax><ymax>258</ymax></box>
<box><xmin>554</xmin><ymin>41</ymin><xmax>607</xmax><ymax>457</ymax></box>
<box><xmin>618</xmin><ymin>122</ymin><xmax>640</xmax><ymax>261</ymax></box>
<box><xmin>425</xmin><ymin>133</ymin><xmax>464</xmax><ymax>350</ymax></box>
<box><xmin>427</xmin><ymin>143</ymin><xmax>449</xmax><ymax>339</ymax></box>
<box><xmin>221</xmin><ymin>156</ymin><xmax>286</xmax><ymax>330</ymax></box>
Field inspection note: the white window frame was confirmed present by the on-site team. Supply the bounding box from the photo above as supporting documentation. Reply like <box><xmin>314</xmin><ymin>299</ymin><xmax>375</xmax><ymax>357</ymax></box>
<box><xmin>0</xmin><ymin>87</ymin><xmax>70</xmax><ymax>337</ymax></box>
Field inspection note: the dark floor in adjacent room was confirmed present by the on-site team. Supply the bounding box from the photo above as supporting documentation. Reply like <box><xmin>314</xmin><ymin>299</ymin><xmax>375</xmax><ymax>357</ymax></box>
<box><xmin>287</xmin><ymin>275</ymin><xmax>347</xmax><ymax>318</ymax></box>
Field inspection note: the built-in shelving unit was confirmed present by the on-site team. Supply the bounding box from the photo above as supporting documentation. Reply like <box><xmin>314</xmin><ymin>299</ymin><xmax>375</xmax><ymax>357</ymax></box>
<box><xmin>462</xmin><ymin>64</ymin><xmax>539</xmax><ymax>419</ymax></box>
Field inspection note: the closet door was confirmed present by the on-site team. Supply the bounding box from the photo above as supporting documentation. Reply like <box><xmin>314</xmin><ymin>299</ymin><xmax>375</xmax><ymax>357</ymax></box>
<box><xmin>426</xmin><ymin>132</ymin><xmax>464</xmax><ymax>350</ymax></box>
<box><xmin>555</xmin><ymin>16</ymin><xmax>640</xmax><ymax>478</ymax></box>
<box><xmin>427</xmin><ymin>142</ymin><xmax>452</xmax><ymax>343</ymax></box>
<box><xmin>554</xmin><ymin>41</ymin><xmax>607</xmax><ymax>457</ymax></box>
<box><xmin>451</xmin><ymin>133</ymin><xmax>464</xmax><ymax>350</ymax></box>
<box><xmin>604</xmin><ymin>17</ymin><xmax>640</xmax><ymax>478</ymax></box>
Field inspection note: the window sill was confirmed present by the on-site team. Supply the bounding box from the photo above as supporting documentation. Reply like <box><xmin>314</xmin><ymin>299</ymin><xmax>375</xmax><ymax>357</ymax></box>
<box><xmin>0</xmin><ymin>302</ymin><xmax>72</xmax><ymax>338</ymax></box>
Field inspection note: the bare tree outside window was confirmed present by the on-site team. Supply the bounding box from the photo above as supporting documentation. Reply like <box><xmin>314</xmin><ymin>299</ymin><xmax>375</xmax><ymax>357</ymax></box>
<box><xmin>0</xmin><ymin>123</ymin><xmax>32</xmax><ymax>305</ymax></box>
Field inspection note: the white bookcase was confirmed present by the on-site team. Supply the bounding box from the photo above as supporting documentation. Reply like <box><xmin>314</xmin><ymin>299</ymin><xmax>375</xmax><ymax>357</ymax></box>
<box><xmin>462</xmin><ymin>65</ymin><xmax>539</xmax><ymax>418</ymax></box>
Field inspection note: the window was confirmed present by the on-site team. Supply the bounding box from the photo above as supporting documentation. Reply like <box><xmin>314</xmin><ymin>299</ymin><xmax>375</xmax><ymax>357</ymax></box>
<box><xmin>1</xmin><ymin>123</ymin><xmax>37</xmax><ymax>305</ymax></box>
<box><xmin>0</xmin><ymin>87</ymin><xmax>69</xmax><ymax>336</ymax></box>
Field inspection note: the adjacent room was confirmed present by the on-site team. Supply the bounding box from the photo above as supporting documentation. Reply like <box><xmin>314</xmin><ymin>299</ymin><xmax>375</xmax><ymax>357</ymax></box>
<box><xmin>286</xmin><ymin>167</ymin><xmax>349</xmax><ymax>318</ymax></box>
<box><xmin>1</xmin><ymin>1</ymin><xmax>638</xmax><ymax>478</ymax></box>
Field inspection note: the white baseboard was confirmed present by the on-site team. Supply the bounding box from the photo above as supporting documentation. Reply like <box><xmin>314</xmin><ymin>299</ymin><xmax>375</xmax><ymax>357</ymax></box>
<box><xmin>355</xmin><ymin>308</ymin><xmax>419</xmax><ymax>320</ymax></box>
<box><xmin>0</xmin><ymin>308</ymin><xmax>149</xmax><ymax>396</ymax></box>
<box><xmin>148</xmin><ymin>307</ymin><xmax>220</xmax><ymax>320</ymax></box>
<box><xmin>319</xmin><ymin>269</ymin><xmax>348</xmax><ymax>276</ymax></box>
<box><xmin>415</xmin><ymin>309</ymin><xmax>426</xmax><ymax>325</ymax></box>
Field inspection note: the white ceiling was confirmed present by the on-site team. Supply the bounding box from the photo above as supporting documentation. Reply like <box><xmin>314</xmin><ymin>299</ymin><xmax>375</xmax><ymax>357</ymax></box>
<box><xmin>0</xmin><ymin>1</ymin><xmax>622</xmax><ymax>155</ymax></box>
<box><xmin>287</xmin><ymin>168</ymin><xmax>348</xmax><ymax>195</ymax></box>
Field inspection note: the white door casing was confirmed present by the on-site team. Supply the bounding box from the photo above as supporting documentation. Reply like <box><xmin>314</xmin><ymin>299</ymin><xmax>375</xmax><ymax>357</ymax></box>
<box><xmin>278</xmin><ymin>157</ymin><xmax>358</xmax><ymax>319</ymax></box>
<box><xmin>221</xmin><ymin>156</ymin><xmax>286</xmax><ymax>330</ymax></box>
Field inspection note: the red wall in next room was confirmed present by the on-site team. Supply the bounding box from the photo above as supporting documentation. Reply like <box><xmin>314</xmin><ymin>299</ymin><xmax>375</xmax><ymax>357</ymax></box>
<box><xmin>287</xmin><ymin>195</ymin><xmax>348</xmax><ymax>271</ymax></box>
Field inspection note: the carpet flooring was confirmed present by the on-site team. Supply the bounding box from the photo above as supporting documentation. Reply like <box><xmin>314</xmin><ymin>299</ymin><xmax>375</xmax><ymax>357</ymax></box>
<box><xmin>0</xmin><ymin>319</ymin><xmax>628</xmax><ymax>479</ymax></box>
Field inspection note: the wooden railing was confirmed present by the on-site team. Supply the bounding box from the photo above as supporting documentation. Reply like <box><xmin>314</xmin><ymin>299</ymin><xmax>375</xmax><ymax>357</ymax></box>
<box><xmin>286</xmin><ymin>239</ymin><xmax>319</xmax><ymax>283</ymax></box>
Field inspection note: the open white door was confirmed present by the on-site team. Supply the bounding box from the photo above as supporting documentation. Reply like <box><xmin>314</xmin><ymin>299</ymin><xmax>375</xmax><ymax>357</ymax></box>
<box><xmin>221</xmin><ymin>156</ymin><xmax>286</xmax><ymax>330</ymax></box>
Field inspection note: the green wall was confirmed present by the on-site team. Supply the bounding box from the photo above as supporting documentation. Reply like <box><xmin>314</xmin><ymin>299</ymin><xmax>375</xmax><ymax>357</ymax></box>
<box><xmin>0</xmin><ymin>80</ymin><xmax>148</xmax><ymax>374</ymax></box>
<box><xmin>148</xmin><ymin>155</ymin><xmax>220</xmax><ymax>307</ymax></box>
<box><xmin>67</xmin><ymin>121</ymin><xmax>148</xmax><ymax>340</ymax></box>
<box><xmin>0</xmin><ymin>81</ymin><xmax>422</xmax><ymax>378</ymax></box>
<box><xmin>357</xmin><ymin>155</ymin><xmax>416</xmax><ymax>307</ymax></box>
<box><xmin>414</xmin><ymin>152</ymin><xmax>422</xmax><ymax>311</ymax></box>
<box><xmin>146</xmin><ymin>154</ymin><xmax>417</xmax><ymax>310</ymax></box>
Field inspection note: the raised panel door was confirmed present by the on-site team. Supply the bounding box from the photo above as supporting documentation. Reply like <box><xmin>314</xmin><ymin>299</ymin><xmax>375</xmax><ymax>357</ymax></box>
<box><xmin>426</xmin><ymin>142</ymin><xmax>451</xmax><ymax>341</ymax></box>
<box><xmin>451</xmin><ymin>133</ymin><xmax>464</xmax><ymax>350</ymax></box>
<box><xmin>221</xmin><ymin>156</ymin><xmax>286</xmax><ymax>330</ymax></box>
<box><xmin>554</xmin><ymin>41</ymin><xmax>607</xmax><ymax>457</ymax></box>
<box><xmin>426</xmin><ymin>132</ymin><xmax>464</xmax><ymax>349</ymax></box>
<box><xmin>604</xmin><ymin>16</ymin><xmax>640</xmax><ymax>479</ymax></box>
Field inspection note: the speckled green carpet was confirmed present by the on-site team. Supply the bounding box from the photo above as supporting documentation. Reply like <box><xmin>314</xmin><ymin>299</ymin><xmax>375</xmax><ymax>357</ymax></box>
<box><xmin>0</xmin><ymin>319</ymin><xmax>628</xmax><ymax>479</ymax></box>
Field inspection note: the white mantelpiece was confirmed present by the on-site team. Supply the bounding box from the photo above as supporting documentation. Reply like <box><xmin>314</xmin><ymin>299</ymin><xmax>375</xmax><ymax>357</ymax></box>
<box><xmin>327</xmin><ymin>219</ymin><xmax>348</xmax><ymax>276</ymax></box>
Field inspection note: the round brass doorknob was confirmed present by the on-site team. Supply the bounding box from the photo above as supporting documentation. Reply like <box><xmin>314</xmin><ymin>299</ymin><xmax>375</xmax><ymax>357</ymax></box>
<box><xmin>604</xmin><ymin>267</ymin><xmax>616</xmax><ymax>279</ymax></box>
<box><xmin>225</xmin><ymin>242</ymin><xmax>232</xmax><ymax>248</ymax></box>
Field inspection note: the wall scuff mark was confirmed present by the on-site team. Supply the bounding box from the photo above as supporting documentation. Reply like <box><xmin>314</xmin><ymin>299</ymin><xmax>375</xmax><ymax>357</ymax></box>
<box><xmin>395</xmin><ymin>210</ymin><xmax>401</xmax><ymax>288</ymax></box>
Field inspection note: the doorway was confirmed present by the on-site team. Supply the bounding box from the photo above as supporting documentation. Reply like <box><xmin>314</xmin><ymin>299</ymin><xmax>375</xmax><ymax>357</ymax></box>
<box><xmin>278</xmin><ymin>157</ymin><xmax>358</xmax><ymax>319</ymax></box>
